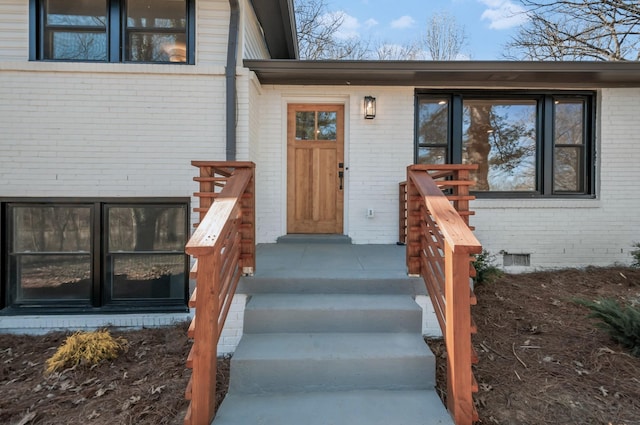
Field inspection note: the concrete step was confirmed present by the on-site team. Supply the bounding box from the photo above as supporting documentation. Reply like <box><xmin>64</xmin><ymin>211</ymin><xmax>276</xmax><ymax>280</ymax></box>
<box><xmin>276</xmin><ymin>234</ymin><xmax>353</xmax><ymax>244</ymax></box>
<box><xmin>244</xmin><ymin>294</ymin><xmax>422</xmax><ymax>333</ymax></box>
<box><xmin>239</xmin><ymin>277</ymin><xmax>426</xmax><ymax>295</ymax></box>
<box><xmin>230</xmin><ymin>332</ymin><xmax>435</xmax><ymax>394</ymax></box>
<box><xmin>213</xmin><ymin>390</ymin><xmax>453</xmax><ymax>425</ymax></box>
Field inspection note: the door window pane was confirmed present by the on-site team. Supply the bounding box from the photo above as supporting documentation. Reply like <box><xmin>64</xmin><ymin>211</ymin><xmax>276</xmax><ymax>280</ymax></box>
<box><xmin>462</xmin><ymin>100</ymin><xmax>537</xmax><ymax>192</ymax></box>
<box><xmin>317</xmin><ymin>112</ymin><xmax>337</xmax><ymax>140</ymax></box>
<box><xmin>295</xmin><ymin>112</ymin><xmax>316</xmax><ymax>140</ymax></box>
<box><xmin>44</xmin><ymin>0</ymin><xmax>107</xmax><ymax>61</ymax></box>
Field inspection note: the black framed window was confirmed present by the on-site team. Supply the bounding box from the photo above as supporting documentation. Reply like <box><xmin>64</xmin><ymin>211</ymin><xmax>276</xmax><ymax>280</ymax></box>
<box><xmin>31</xmin><ymin>0</ymin><xmax>195</xmax><ymax>63</ymax></box>
<box><xmin>415</xmin><ymin>91</ymin><xmax>595</xmax><ymax>197</ymax></box>
<box><xmin>9</xmin><ymin>205</ymin><xmax>93</xmax><ymax>304</ymax></box>
<box><xmin>105</xmin><ymin>205</ymin><xmax>186</xmax><ymax>303</ymax></box>
<box><xmin>1</xmin><ymin>199</ymin><xmax>189</xmax><ymax>313</ymax></box>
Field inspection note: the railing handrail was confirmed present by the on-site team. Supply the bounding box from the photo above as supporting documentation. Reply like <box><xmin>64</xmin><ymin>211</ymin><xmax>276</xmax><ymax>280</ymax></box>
<box><xmin>183</xmin><ymin>161</ymin><xmax>255</xmax><ymax>425</ymax></box>
<box><xmin>186</xmin><ymin>168</ymin><xmax>253</xmax><ymax>256</ymax></box>
<box><xmin>409</xmin><ymin>170</ymin><xmax>480</xmax><ymax>252</ymax></box>
<box><xmin>405</xmin><ymin>164</ymin><xmax>481</xmax><ymax>425</ymax></box>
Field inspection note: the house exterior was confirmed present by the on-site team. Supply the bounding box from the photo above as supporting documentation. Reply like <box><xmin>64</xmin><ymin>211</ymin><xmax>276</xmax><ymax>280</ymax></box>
<box><xmin>2</xmin><ymin>0</ymin><xmax>640</xmax><ymax>336</ymax></box>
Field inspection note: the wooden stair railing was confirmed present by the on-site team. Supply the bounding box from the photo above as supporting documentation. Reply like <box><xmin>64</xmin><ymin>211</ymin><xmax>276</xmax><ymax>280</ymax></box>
<box><xmin>399</xmin><ymin>165</ymin><xmax>476</xmax><ymax>244</ymax></box>
<box><xmin>405</xmin><ymin>164</ymin><xmax>482</xmax><ymax>425</ymax></box>
<box><xmin>183</xmin><ymin>161</ymin><xmax>255</xmax><ymax>425</ymax></box>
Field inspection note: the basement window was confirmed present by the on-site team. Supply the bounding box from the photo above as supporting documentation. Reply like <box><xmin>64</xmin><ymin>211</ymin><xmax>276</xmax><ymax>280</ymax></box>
<box><xmin>1</xmin><ymin>199</ymin><xmax>189</xmax><ymax>313</ymax></box>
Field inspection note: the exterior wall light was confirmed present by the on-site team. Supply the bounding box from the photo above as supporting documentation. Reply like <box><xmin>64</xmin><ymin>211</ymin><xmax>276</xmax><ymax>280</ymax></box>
<box><xmin>364</xmin><ymin>96</ymin><xmax>376</xmax><ymax>119</ymax></box>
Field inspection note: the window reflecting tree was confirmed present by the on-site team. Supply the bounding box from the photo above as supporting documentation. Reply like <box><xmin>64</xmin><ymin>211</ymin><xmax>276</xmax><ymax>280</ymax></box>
<box><xmin>463</xmin><ymin>101</ymin><xmax>537</xmax><ymax>191</ymax></box>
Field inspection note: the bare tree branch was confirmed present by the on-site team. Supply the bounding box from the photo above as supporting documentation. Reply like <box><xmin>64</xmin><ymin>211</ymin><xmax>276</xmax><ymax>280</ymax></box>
<box><xmin>506</xmin><ymin>0</ymin><xmax>640</xmax><ymax>61</ymax></box>
<box><xmin>294</xmin><ymin>0</ymin><xmax>370</xmax><ymax>59</ymax></box>
<box><xmin>422</xmin><ymin>11</ymin><xmax>467</xmax><ymax>60</ymax></box>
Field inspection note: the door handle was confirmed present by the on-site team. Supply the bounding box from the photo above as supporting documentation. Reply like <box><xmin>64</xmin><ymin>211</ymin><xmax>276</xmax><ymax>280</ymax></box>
<box><xmin>338</xmin><ymin>171</ymin><xmax>344</xmax><ymax>190</ymax></box>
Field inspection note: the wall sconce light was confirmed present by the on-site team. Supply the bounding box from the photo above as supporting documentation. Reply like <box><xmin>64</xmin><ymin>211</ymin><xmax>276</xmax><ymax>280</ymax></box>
<box><xmin>364</xmin><ymin>96</ymin><xmax>376</xmax><ymax>119</ymax></box>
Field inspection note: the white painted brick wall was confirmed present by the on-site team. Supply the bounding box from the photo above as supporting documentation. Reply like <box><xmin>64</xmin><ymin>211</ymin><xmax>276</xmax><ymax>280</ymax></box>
<box><xmin>0</xmin><ymin>313</ymin><xmax>191</xmax><ymax>335</ymax></box>
<box><xmin>241</xmin><ymin>0</ymin><xmax>270</xmax><ymax>60</ymax></box>
<box><xmin>0</xmin><ymin>0</ymin><xmax>28</xmax><ymax>62</ymax></box>
<box><xmin>0</xmin><ymin>66</ymin><xmax>227</xmax><ymax>198</ymax></box>
<box><xmin>197</xmin><ymin>0</ymin><xmax>232</xmax><ymax>66</ymax></box>
<box><xmin>217</xmin><ymin>294</ymin><xmax>247</xmax><ymax>354</ymax></box>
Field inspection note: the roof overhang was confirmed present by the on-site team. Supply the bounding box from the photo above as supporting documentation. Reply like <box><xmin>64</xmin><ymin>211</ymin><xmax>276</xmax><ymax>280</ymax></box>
<box><xmin>244</xmin><ymin>60</ymin><xmax>640</xmax><ymax>88</ymax></box>
<box><xmin>249</xmin><ymin>0</ymin><xmax>298</xmax><ymax>59</ymax></box>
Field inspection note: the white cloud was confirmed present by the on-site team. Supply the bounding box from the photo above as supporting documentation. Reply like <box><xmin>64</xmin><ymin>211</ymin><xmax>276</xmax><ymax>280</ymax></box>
<box><xmin>364</xmin><ymin>18</ymin><xmax>379</xmax><ymax>29</ymax></box>
<box><xmin>390</xmin><ymin>15</ymin><xmax>416</xmax><ymax>30</ymax></box>
<box><xmin>478</xmin><ymin>0</ymin><xmax>528</xmax><ymax>30</ymax></box>
<box><xmin>320</xmin><ymin>11</ymin><xmax>362</xmax><ymax>39</ymax></box>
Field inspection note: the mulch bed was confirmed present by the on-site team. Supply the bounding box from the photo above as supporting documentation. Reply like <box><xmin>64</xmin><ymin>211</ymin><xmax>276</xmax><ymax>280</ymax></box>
<box><xmin>429</xmin><ymin>266</ymin><xmax>640</xmax><ymax>425</ymax></box>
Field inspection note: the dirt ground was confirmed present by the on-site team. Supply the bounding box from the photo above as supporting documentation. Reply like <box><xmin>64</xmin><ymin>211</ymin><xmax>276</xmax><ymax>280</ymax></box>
<box><xmin>1</xmin><ymin>267</ymin><xmax>639</xmax><ymax>425</ymax></box>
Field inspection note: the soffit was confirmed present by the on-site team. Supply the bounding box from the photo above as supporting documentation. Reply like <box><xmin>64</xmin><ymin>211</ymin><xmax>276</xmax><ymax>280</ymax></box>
<box><xmin>249</xmin><ymin>0</ymin><xmax>298</xmax><ymax>59</ymax></box>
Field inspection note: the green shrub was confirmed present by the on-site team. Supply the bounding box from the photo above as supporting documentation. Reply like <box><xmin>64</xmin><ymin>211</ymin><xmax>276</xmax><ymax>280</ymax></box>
<box><xmin>574</xmin><ymin>298</ymin><xmax>640</xmax><ymax>357</ymax></box>
<box><xmin>472</xmin><ymin>250</ymin><xmax>503</xmax><ymax>285</ymax></box>
<box><xmin>631</xmin><ymin>242</ymin><xmax>640</xmax><ymax>268</ymax></box>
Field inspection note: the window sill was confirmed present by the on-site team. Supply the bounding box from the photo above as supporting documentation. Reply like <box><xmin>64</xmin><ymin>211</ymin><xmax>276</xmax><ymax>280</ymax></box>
<box><xmin>0</xmin><ymin>61</ymin><xmax>227</xmax><ymax>76</ymax></box>
<box><xmin>473</xmin><ymin>197</ymin><xmax>601</xmax><ymax>209</ymax></box>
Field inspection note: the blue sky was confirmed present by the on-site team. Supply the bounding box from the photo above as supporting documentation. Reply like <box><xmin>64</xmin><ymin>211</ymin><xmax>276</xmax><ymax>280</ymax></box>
<box><xmin>324</xmin><ymin>0</ymin><xmax>529</xmax><ymax>59</ymax></box>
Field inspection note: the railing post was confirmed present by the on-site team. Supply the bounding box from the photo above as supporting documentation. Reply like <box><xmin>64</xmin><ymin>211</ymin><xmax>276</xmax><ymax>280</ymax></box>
<box><xmin>399</xmin><ymin>181</ymin><xmax>407</xmax><ymax>245</ymax></box>
<box><xmin>405</xmin><ymin>170</ymin><xmax>421</xmax><ymax>275</ymax></box>
<box><xmin>190</xmin><ymin>250</ymin><xmax>220</xmax><ymax>425</ymax></box>
<box><xmin>445</xmin><ymin>242</ymin><xmax>474</xmax><ymax>425</ymax></box>
<box><xmin>240</xmin><ymin>166</ymin><xmax>255</xmax><ymax>273</ymax></box>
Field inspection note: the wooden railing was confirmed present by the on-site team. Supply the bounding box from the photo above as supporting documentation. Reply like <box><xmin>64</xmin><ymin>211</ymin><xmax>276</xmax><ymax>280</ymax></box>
<box><xmin>183</xmin><ymin>161</ymin><xmax>255</xmax><ymax>425</ymax></box>
<box><xmin>405</xmin><ymin>164</ymin><xmax>482</xmax><ymax>425</ymax></box>
<box><xmin>399</xmin><ymin>165</ymin><xmax>476</xmax><ymax>244</ymax></box>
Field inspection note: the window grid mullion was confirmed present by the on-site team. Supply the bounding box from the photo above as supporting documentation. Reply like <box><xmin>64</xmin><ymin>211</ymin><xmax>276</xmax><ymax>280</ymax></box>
<box><xmin>450</xmin><ymin>95</ymin><xmax>463</xmax><ymax>164</ymax></box>
<box><xmin>109</xmin><ymin>0</ymin><xmax>120</xmax><ymax>62</ymax></box>
<box><xmin>541</xmin><ymin>96</ymin><xmax>553</xmax><ymax>195</ymax></box>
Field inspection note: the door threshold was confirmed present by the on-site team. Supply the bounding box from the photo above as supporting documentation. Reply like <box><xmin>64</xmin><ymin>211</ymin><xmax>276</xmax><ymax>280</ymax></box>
<box><xmin>276</xmin><ymin>234</ymin><xmax>352</xmax><ymax>244</ymax></box>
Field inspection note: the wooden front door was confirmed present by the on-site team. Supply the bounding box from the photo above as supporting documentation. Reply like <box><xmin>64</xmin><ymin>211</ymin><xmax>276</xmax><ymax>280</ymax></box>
<box><xmin>287</xmin><ymin>104</ymin><xmax>344</xmax><ymax>234</ymax></box>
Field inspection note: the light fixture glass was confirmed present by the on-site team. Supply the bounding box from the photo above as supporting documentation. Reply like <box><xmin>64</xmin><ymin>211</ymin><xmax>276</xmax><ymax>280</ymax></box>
<box><xmin>364</xmin><ymin>96</ymin><xmax>376</xmax><ymax>119</ymax></box>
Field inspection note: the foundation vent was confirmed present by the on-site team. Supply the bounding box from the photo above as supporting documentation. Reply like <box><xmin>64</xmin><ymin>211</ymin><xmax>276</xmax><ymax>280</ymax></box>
<box><xmin>503</xmin><ymin>253</ymin><xmax>531</xmax><ymax>267</ymax></box>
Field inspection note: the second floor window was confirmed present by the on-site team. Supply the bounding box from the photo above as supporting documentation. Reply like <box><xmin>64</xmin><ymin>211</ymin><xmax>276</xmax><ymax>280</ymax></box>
<box><xmin>32</xmin><ymin>0</ymin><xmax>194</xmax><ymax>63</ymax></box>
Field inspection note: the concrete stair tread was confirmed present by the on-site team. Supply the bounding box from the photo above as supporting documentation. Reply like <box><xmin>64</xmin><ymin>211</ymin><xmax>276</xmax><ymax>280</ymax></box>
<box><xmin>246</xmin><ymin>293</ymin><xmax>421</xmax><ymax>311</ymax></box>
<box><xmin>238</xmin><ymin>277</ymin><xmax>426</xmax><ymax>295</ymax></box>
<box><xmin>213</xmin><ymin>390</ymin><xmax>454</xmax><ymax>425</ymax></box>
<box><xmin>233</xmin><ymin>332</ymin><xmax>432</xmax><ymax>361</ymax></box>
<box><xmin>244</xmin><ymin>294</ymin><xmax>423</xmax><ymax>333</ymax></box>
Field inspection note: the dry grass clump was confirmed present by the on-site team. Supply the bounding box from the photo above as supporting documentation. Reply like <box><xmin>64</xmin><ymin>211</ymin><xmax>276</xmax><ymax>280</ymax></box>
<box><xmin>45</xmin><ymin>329</ymin><xmax>128</xmax><ymax>374</ymax></box>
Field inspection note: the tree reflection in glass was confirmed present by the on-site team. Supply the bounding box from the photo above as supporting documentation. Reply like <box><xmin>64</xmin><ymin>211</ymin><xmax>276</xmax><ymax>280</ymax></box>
<box><xmin>463</xmin><ymin>100</ymin><xmax>537</xmax><ymax>191</ymax></box>
<box><xmin>417</xmin><ymin>98</ymin><xmax>448</xmax><ymax>164</ymax></box>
